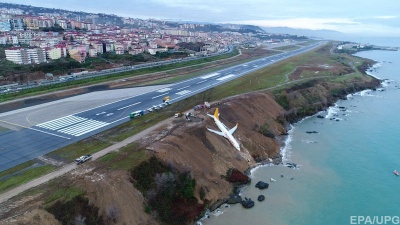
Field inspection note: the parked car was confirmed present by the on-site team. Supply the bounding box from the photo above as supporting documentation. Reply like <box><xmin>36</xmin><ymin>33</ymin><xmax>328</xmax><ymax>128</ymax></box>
<box><xmin>75</xmin><ymin>154</ymin><xmax>92</xmax><ymax>164</ymax></box>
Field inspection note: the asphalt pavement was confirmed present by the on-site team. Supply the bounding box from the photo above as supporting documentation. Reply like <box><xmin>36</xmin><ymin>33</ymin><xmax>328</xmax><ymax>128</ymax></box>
<box><xmin>0</xmin><ymin>42</ymin><xmax>324</xmax><ymax>172</ymax></box>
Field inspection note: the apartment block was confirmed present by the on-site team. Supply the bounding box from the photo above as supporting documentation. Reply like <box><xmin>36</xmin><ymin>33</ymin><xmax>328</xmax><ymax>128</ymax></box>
<box><xmin>0</xmin><ymin>19</ymin><xmax>11</xmax><ymax>32</ymax></box>
<box><xmin>5</xmin><ymin>47</ymin><xmax>46</xmax><ymax>64</ymax></box>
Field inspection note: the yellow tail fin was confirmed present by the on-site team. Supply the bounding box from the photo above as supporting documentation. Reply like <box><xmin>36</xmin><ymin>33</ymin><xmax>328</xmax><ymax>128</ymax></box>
<box><xmin>214</xmin><ymin>108</ymin><xmax>219</xmax><ymax>120</ymax></box>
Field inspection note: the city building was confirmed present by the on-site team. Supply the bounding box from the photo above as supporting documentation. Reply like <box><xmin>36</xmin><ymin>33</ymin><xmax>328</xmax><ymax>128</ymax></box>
<box><xmin>10</xmin><ymin>18</ymin><xmax>24</xmax><ymax>31</ymax></box>
<box><xmin>0</xmin><ymin>19</ymin><xmax>11</xmax><ymax>32</ymax></box>
<box><xmin>5</xmin><ymin>47</ymin><xmax>46</xmax><ymax>64</ymax></box>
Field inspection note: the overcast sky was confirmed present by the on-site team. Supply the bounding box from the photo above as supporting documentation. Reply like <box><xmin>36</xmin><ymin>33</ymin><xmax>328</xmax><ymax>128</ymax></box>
<box><xmin>4</xmin><ymin>0</ymin><xmax>400</xmax><ymax>37</ymax></box>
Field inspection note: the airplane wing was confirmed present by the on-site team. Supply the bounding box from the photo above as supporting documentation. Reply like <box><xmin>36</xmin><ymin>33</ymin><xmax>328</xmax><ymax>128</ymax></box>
<box><xmin>229</xmin><ymin>123</ymin><xmax>238</xmax><ymax>135</ymax></box>
<box><xmin>207</xmin><ymin>128</ymin><xmax>226</xmax><ymax>137</ymax></box>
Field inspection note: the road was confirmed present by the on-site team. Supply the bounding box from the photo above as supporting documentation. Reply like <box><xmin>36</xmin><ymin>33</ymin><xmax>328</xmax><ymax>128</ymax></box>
<box><xmin>0</xmin><ymin>42</ymin><xmax>324</xmax><ymax>172</ymax></box>
<box><xmin>1</xmin><ymin>46</ymin><xmax>233</xmax><ymax>93</ymax></box>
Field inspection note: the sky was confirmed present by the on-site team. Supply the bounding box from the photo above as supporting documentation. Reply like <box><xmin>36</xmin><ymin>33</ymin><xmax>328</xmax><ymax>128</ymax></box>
<box><xmin>3</xmin><ymin>0</ymin><xmax>400</xmax><ymax>37</ymax></box>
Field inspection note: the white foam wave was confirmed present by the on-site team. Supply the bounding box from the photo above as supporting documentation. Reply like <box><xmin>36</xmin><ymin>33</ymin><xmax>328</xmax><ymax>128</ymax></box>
<box><xmin>280</xmin><ymin>125</ymin><xmax>294</xmax><ymax>162</ymax></box>
<box><xmin>248</xmin><ymin>163</ymin><xmax>274</xmax><ymax>178</ymax></box>
<box><xmin>365</xmin><ymin>62</ymin><xmax>382</xmax><ymax>79</ymax></box>
<box><xmin>346</xmin><ymin>94</ymin><xmax>354</xmax><ymax>99</ymax></box>
<box><xmin>360</xmin><ymin>89</ymin><xmax>373</xmax><ymax>96</ymax></box>
<box><xmin>325</xmin><ymin>104</ymin><xmax>340</xmax><ymax>118</ymax></box>
<box><xmin>352</xmin><ymin>89</ymin><xmax>380</xmax><ymax>97</ymax></box>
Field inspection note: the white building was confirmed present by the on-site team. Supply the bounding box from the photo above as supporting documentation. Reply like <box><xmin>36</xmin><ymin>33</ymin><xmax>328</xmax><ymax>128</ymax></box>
<box><xmin>5</xmin><ymin>47</ymin><xmax>47</xmax><ymax>64</ymax></box>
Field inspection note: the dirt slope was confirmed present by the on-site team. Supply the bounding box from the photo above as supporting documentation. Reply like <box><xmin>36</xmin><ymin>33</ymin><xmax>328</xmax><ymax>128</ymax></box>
<box><xmin>140</xmin><ymin>92</ymin><xmax>286</xmax><ymax>204</ymax></box>
<box><xmin>0</xmin><ymin>72</ymin><xmax>380</xmax><ymax>224</ymax></box>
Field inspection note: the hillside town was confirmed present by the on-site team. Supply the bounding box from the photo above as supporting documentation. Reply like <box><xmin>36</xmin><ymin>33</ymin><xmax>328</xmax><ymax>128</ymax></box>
<box><xmin>0</xmin><ymin>4</ymin><xmax>269</xmax><ymax>65</ymax></box>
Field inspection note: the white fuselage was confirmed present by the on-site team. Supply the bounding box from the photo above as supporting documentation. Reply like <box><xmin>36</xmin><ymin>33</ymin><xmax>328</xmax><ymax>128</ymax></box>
<box><xmin>214</xmin><ymin>118</ymin><xmax>241</xmax><ymax>151</ymax></box>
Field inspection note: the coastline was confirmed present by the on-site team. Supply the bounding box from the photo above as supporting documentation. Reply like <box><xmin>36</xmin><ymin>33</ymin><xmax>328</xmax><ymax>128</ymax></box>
<box><xmin>1</xmin><ymin>44</ymin><xmax>391</xmax><ymax>225</ymax></box>
<box><xmin>199</xmin><ymin>58</ymin><xmax>384</xmax><ymax>224</ymax></box>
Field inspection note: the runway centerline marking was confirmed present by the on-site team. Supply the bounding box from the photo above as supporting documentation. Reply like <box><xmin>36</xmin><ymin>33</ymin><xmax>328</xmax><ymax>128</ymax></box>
<box><xmin>177</xmin><ymin>85</ymin><xmax>190</xmax><ymax>91</ymax></box>
<box><xmin>117</xmin><ymin>102</ymin><xmax>141</xmax><ymax>111</ymax></box>
<box><xmin>151</xmin><ymin>92</ymin><xmax>169</xmax><ymax>99</ymax></box>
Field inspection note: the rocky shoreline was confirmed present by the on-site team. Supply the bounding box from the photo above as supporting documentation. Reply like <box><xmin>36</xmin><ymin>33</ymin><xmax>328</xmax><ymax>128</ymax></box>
<box><xmin>203</xmin><ymin>70</ymin><xmax>382</xmax><ymax>218</ymax></box>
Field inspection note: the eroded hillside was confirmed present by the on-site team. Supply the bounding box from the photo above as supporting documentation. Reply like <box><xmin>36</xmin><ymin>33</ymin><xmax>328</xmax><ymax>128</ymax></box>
<box><xmin>1</xmin><ymin>69</ymin><xmax>381</xmax><ymax>225</ymax></box>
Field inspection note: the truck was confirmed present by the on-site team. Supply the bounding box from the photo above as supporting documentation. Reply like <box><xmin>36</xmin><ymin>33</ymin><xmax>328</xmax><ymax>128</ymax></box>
<box><xmin>174</xmin><ymin>112</ymin><xmax>183</xmax><ymax>118</ymax></box>
<box><xmin>130</xmin><ymin>110</ymin><xmax>145</xmax><ymax>118</ymax></box>
<box><xmin>194</xmin><ymin>102</ymin><xmax>210</xmax><ymax>110</ymax></box>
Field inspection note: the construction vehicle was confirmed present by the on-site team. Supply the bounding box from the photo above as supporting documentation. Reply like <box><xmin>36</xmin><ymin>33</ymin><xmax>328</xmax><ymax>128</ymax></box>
<box><xmin>163</xmin><ymin>96</ymin><xmax>170</xmax><ymax>102</ymax></box>
<box><xmin>185</xmin><ymin>112</ymin><xmax>196</xmax><ymax>121</ymax></box>
<box><xmin>174</xmin><ymin>112</ymin><xmax>183</xmax><ymax>118</ymax></box>
<box><xmin>130</xmin><ymin>110</ymin><xmax>145</xmax><ymax>118</ymax></box>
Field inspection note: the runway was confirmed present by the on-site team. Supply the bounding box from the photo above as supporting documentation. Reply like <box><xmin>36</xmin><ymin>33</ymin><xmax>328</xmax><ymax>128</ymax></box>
<box><xmin>0</xmin><ymin>42</ymin><xmax>323</xmax><ymax>171</ymax></box>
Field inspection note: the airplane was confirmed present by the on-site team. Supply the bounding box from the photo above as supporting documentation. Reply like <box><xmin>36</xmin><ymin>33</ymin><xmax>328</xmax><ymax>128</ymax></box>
<box><xmin>207</xmin><ymin>108</ymin><xmax>241</xmax><ymax>151</ymax></box>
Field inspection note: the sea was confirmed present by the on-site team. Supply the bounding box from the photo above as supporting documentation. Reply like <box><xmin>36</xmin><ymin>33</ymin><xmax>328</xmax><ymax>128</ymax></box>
<box><xmin>200</xmin><ymin>37</ymin><xmax>400</xmax><ymax>225</ymax></box>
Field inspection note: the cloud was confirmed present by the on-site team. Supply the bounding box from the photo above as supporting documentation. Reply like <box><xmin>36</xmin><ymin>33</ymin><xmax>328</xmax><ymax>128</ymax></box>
<box><xmin>233</xmin><ymin>17</ymin><xmax>400</xmax><ymax>36</ymax></box>
<box><xmin>373</xmin><ymin>16</ymin><xmax>398</xmax><ymax>19</ymax></box>
<box><xmin>234</xmin><ymin>18</ymin><xmax>359</xmax><ymax>30</ymax></box>
<box><xmin>149</xmin><ymin>0</ymin><xmax>223</xmax><ymax>13</ymax></box>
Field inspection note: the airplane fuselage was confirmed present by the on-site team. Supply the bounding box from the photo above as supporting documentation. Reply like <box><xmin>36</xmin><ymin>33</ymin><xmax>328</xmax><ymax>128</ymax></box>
<box><xmin>213</xmin><ymin>116</ymin><xmax>240</xmax><ymax>151</ymax></box>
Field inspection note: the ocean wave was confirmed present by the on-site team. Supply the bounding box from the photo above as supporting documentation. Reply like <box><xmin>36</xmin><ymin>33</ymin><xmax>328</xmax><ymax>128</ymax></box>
<box><xmin>352</xmin><ymin>89</ymin><xmax>379</xmax><ymax>97</ymax></box>
<box><xmin>366</xmin><ymin>62</ymin><xmax>382</xmax><ymax>79</ymax></box>
<box><xmin>280</xmin><ymin>125</ymin><xmax>294</xmax><ymax>162</ymax></box>
<box><xmin>325</xmin><ymin>103</ymin><xmax>340</xmax><ymax>118</ymax></box>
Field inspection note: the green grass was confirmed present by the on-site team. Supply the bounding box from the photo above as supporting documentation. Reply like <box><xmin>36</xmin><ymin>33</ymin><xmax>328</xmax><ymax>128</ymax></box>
<box><xmin>44</xmin><ymin>186</ymin><xmax>85</xmax><ymax>206</ymax></box>
<box><xmin>0</xmin><ymin>50</ymin><xmax>239</xmax><ymax>103</ymax></box>
<box><xmin>1</xmin><ymin>42</ymin><xmax>375</xmax><ymax>195</ymax></box>
<box><xmin>0</xmin><ymin>160</ymin><xmax>35</xmax><ymax>178</ymax></box>
<box><xmin>0</xmin><ymin>165</ymin><xmax>55</xmax><ymax>193</ymax></box>
<box><xmin>41</xmin><ymin>42</ymin><xmax>370</xmax><ymax>164</ymax></box>
<box><xmin>0</xmin><ymin>126</ymin><xmax>9</xmax><ymax>132</ymax></box>
<box><xmin>297</xmin><ymin>40</ymin><xmax>319</xmax><ymax>46</ymax></box>
<box><xmin>144</xmin><ymin>50</ymin><xmax>279</xmax><ymax>86</ymax></box>
<box><xmin>100</xmin><ymin>144</ymin><xmax>150</xmax><ymax>170</ymax></box>
<box><xmin>47</xmin><ymin>138</ymin><xmax>112</xmax><ymax>161</ymax></box>
<box><xmin>46</xmin><ymin>94</ymin><xmax>209</xmax><ymax>163</ymax></box>
<box><xmin>272</xmin><ymin>45</ymin><xmax>301</xmax><ymax>51</ymax></box>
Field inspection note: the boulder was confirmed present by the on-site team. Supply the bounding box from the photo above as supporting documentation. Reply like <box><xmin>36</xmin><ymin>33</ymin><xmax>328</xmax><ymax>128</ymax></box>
<box><xmin>306</xmin><ymin>131</ymin><xmax>318</xmax><ymax>134</ymax></box>
<box><xmin>285</xmin><ymin>162</ymin><xmax>298</xmax><ymax>169</ymax></box>
<box><xmin>241</xmin><ymin>197</ymin><xmax>255</xmax><ymax>209</ymax></box>
<box><xmin>209</xmin><ymin>199</ymin><xmax>225</xmax><ymax>212</ymax></box>
<box><xmin>226</xmin><ymin>168</ymin><xmax>251</xmax><ymax>185</ymax></box>
<box><xmin>227</xmin><ymin>195</ymin><xmax>242</xmax><ymax>204</ymax></box>
<box><xmin>257</xmin><ymin>195</ymin><xmax>265</xmax><ymax>202</ymax></box>
<box><xmin>255</xmin><ymin>181</ymin><xmax>269</xmax><ymax>190</ymax></box>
